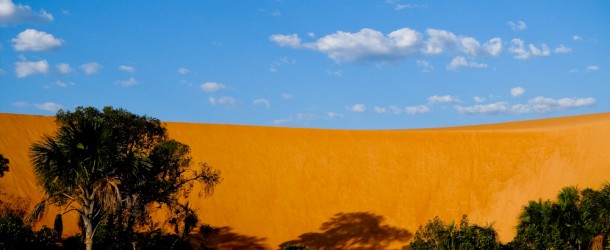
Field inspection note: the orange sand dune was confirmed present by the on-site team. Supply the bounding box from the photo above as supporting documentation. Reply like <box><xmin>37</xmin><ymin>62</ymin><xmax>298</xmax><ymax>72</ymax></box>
<box><xmin>1</xmin><ymin>112</ymin><xmax>610</xmax><ymax>248</ymax></box>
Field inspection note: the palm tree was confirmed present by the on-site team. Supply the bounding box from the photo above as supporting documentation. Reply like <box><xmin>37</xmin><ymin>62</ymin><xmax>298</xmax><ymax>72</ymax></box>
<box><xmin>581</xmin><ymin>183</ymin><xmax>610</xmax><ymax>249</ymax></box>
<box><xmin>555</xmin><ymin>186</ymin><xmax>588</xmax><ymax>249</ymax></box>
<box><xmin>29</xmin><ymin>107</ymin><xmax>165</xmax><ymax>250</ymax></box>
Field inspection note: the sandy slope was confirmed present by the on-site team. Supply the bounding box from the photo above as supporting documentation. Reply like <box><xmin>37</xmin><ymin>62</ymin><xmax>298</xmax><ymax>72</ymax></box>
<box><xmin>1</xmin><ymin>112</ymin><xmax>609</xmax><ymax>248</ymax></box>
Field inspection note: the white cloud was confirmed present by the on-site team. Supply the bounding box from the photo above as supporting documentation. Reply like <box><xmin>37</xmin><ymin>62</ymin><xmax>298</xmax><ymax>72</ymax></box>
<box><xmin>350</xmin><ymin>103</ymin><xmax>367</xmax><ymax>112</ymax></box>
<box><xmin>12</xmin><ymin>29</ymin><xmax>62</xmax><ymax>51</ymax></box>
<box><xmin>554</xmin><ymin>44</ymin><xmax>571</xmax><ymax>54</ymax></box>
<box><xmin>511</xmin><ymin>86</ymin><xmax>525</xmax><ymax>97</ymax></box>
<box><xmin>273</xmin><ymin>113</ymin><xmax>318</xmax><ymax>125</ymax></box>
<box><xmin>177</xmin><ymin>68</ymin><xmax>190</xmax><ymax>75</ymax></box>
<box><xmin>529</xmin><ymin>43</ymin><xmax>550</xmax><ymax>56</ymax></box>
<box><xmin>456</xmin><ymin>97</ymin><xmax>596</xmax><ymax>115</ymax></box>
<box><xmin>423</xmin><ymin>29</ymin><xmax>501</xmax><ymax>57</ymax></box>
<box><xmin>456</xmin><ymin>102</ymin><xmax>510</xmax><ymax>115</ymax></box>
<box><xmin>0</xmin><ymin>0</ymin><xmax>53</xmax><ymax>25</ymax></box>
<box><xmin>34</xmin><ymin>102</ymin><xmax>62</xmax><ymax>112</ymax></box>
<box><xmin>269</xmin><ymin>34</ymin><xmax>302</xmax><ymax>48</ymax></box>
<box><xmin>209</xmin><ymin>96</ymin><xmax>240</xmax><ymax>107</ymax></box>
<box><xmin>270</xmin><ymin>57</ymin><xmax>295</xmax><ymax>73</ymax></box>
<box><xmin>12</xmin><ymin>101</ymin><xmax>29</xmax><ymax>107</ymax></box>
<box><xmin>474</xmin><ymin>96</ymin><xmax>486</xmax><ymax>103</ymax></box>
<box><xmin>508</xmin><ymin>20</ymin><xmax>527</xmax><ymax>31</ymax></box>
<box><xmin>484</xmin><ymin>38</ymin><xmax>503</xmax><ymax>57</ymax></box>
<box><xmin>0</xmin><ymin>68</ymin><xmax>5</xmax><ymax>75</ymax></box>
<box><xmin>446</xmin><ymin>56</ymin><xmax>487</xmax><ymax>70</ymax></box>
<box><xmin>56</xmin><ymin>63</ymin><xmax>72</xmax><ymax>74</ymax></box>
<box><xmin>116</xmin><ymin>77</ymin><xmax>138</xmax><ymax>87</ymax></box>
<box><xmin>200</xmin><ymin>82</ymin><xmax>225</xmax><ymax>92</ymax></box>
<box><xmin>119</xmin><ymin>65</ymin><xmax>135</xmax><ymax>73</ymax></box>
<box><xmin>15</xmin><ymin>59</ymin><xmax>48</xmax><ymax>78</ymax></box>
<box><xmin>374</xmin><ymin>106</ymin><xmax>387</xmax><ymax>113</ymax></box>
<box><xmin>54</xmin><ymin>80</ymin><xmax>74</xmax><ymax>88</ymax></box>
<box><xmin>404</xmin><ymin>105</ymin><xmax>429</xmax><ymax>114</ymax></box>
<box><xmin>80</xmin><ymin>62</ymin><xmax>101</xmax><ymax>75</ymax></box>
<box><xmin>253</xmin><ymin>98</ymin><xmax>270</xmax><ymax>108</ymax></box>
<box><xmin>528</xmin><ymin>96</ymin><xmax>596</xmax><ymax>113</ymax></box>
<box><xmin>586</xmin><ymin>65</ymin><xmax>599</xmax><ymax>72</ymax></box>
<box><xmin>572</xmin><ymin>35</ymin><xmax>582</xmax><ymax>41</ymax></box>
<box><xmin>281</xmin><ymin>93</ymin><xmax>293</xmax><ymax>100</ymax></box>
<box><xmin>428</xmin><ymin>95</ymin><xmax>461</xmax><ymax>104</ymax></box>
<box><xmin>509</xmin><ymin>39</ymin><xmax>550</xmax><ymax>59</ymax></box>
<box><xmin>271</xmin><ymin>27</ymin><xmax>502</xmax><ymax>64</ymax></box>
<box><xmin>327</xmin><ymin>112</ymin><xmax>343</xmax><ymax>118</ymax></box>
<box><xmin>417</xmin><ymin>60</ymin><xmax>433</xmax><ymax>72</ymax></box>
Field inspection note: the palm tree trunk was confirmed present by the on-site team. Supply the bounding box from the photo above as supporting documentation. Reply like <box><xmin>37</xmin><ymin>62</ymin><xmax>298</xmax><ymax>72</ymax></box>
<box><xmin>85</xmin><ymin>221</ymin><xmax>93</xmax><ymax>250</ymax></box>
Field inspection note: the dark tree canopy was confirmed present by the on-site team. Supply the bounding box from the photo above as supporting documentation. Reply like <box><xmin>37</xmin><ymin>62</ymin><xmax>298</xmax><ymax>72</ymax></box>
<box><xmin>30</xmin><ymin>106</ymin><xmax>221</xmax><ymax>250</ymax></box>
<box><xmin>0</xmin><ymin>154</ymin><xmax>8</xmax><ymax>177</ymax></box>
<box><xmin>409</xmin><ymin>215</ymin><xmax>501</xmax><ymax>250</ymax></box>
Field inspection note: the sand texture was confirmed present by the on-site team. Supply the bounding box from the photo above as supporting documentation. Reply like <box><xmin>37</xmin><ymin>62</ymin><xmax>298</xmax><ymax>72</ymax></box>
<box><xmin>1</xmin><ymin>112</ymin><xmax>610</xmax><ymax>248</ymax></box>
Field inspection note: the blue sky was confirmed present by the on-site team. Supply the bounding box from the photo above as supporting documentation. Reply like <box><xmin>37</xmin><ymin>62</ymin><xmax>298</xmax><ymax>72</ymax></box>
<box><xmin>1</xmin><ymin>1</ymin><xmax>608</xmax><ymax>129</ymax></box>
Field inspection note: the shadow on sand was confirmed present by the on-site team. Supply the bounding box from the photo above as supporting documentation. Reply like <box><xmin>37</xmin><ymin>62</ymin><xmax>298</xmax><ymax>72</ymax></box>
<box><xmin>280</xmin><ymin>212</ymin><xmax>412</xmax><ymax>250</ymax></box>
<box><xmin>189</xmin><ymin>226</ymin><xmax>269</xmax><ymax>250</ymax></box>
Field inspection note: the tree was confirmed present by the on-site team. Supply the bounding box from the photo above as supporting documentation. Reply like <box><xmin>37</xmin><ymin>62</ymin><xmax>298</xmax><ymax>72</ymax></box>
<box><xmin>0</xmin><ymin>154</ymin><xmax>8</xmax><ymax>177</ymax></box>
<box><xmin>30</xmin><ymin>106</ymin><xmax>221</xmax><ymax>250</ymax></box>
<box><xmin>409</xmin><ymin>215</ymin><xmax>500</xmax><ymax>250</ymax></box>
<box><xmin>581</xmin><ymin>183</ymin><xmax>610</xmax><ymax>249</ymax></box>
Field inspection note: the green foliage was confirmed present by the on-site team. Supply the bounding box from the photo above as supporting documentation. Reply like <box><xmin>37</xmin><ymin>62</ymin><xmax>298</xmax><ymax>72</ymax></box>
<box><xmin>30</xmin><ymin>106</ymin><xmax>221</xmax><ymax>249</ymax></box>
<box><xmin>0</xmin><ymin>153</ymin><xmax>9</xmax><ymax>177</ymax></box>
<box><xmin>409</xmin><ymin>215</ymin><xmax>501</xmax><ymax>250</ymax></box>
<box><xmin>510</xmin><ymin>184</ymin><xmax>610</xmax><ymax>249</ymax></box>
<box><xmin>0</xmin><ymin>195</ymin><xmax>60</xmax><ymax>250</ymax></box>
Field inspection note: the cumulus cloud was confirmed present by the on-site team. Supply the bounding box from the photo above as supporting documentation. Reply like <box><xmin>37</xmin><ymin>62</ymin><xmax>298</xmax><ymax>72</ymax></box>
<box><xmin>404</xmin><ymin>105</ymin><xmax>429</xmax><ymax>114</ymax></box>
<box><xmin>509</xmin><ymin>39</ymin><xmax>550</xmax><ymax>59</ymax></box>
<box><xmin>271</xmin><ymin>27</ymin><xmax>503</xmax><ymax>64</ymax></box>
<box><xmin>428</xmin><ymin>95</ymin><xmax>461</xmax><ymax>104</ymax></box>
<box><xmin>56</xmin><ymin>63</ymin><xmax>72</xmax><ymax>74</ymax></box>
<box><xmin>327</xmin><ymin>112</ymin><xmax>343</xmax><ymax>118</ymax></box>
<box><xmin>273</xmin><ymin>113</ymin><xmax>318</xmax><ymax>125</ymax></box>
<box><xmin>116</xmin><ymin>77</ymin><xmax>138</xmax><ymax>87</ymax></box>
<box><xmin>456</xmin><ymin>97</ymin><xmax>595</xmax><ymax>115</ymax></box>
<box><xmin>572</xmin><ymin>35</ymin><xmax>582</xmax><ymax>41</ymax></box>
<box><xmin>511</xmin><ymin>86</ymin><xmax>525</xmax><ymax>97</ymax></box>
<box><xmin>554</xmin><ymin>44</ymin><xmax>571</xmax><ymax>54</ymax></box>
<box><xmin>253</xmin><ymin>98</ymin><xmax>270</xmax><ymax>108</ymax></box>
<box><xmin>350</xmin><ymin>103</ymin><xmax>367</xmax><ymax>112</ymax></box>
<box><xmin>209</xmin><ymin>96</ymin><xmax>240</xmax><ymax>107</ymax></box>
<box><xmin>374</xmin><ymin>106</ymin><xmax>387</xmax><ymax>113</ymax></box>
<box><xmin>15</xmin><ymin>59</ymin><xmax>48</xmax><ymax>78</ymax></box>
<box><xmin>281</xmin><ymin>93</ymin><xmax>293</xmax><ymax>100</ymax></box>
<box><xmin>12</xmin><ymin>29</ymin><xmax>62</xmax><ymax>51</ymax></box>
<box><xmin>474</xmin><ymin>96</ymin><xmax>486</xmax><ymax>103</ymax></box>
<box><xmin>272</xmin><ymin>28</ymin><xmax>421</xmax><ymax>63</ymax></box>
<box><xmin>54</xmin><ymin>80</ymin><xmax>74</xmax><ymax>88</ymax></box>
<box><xmin>200</xmin><ymin>82</ymin><xmax>225</xmax><ymax>92</ymax></box>
<box><xmin>507</xmin><ymin>20</ymin><xmax>527</xmax><ymax>31</ymax></box>
<box><xmin>12</xmin><ymin>101</ymin><xmax>29</xmax><ymax>107</ymax></box>
<box><xmin>446</xmin><ymin>56</ymin><xmax>487</xmax><ymax>70</ymax></box>
<box><xmin>0</xmin><ymin>0</ymin><xmax>53</xmax><ymax>25</ymax></box>
<box><xmin>269</xmin><ymin>34</ymin><xmax>302</xmax><ymax>48</ymax></box>
<box><xmin>177</xmin><ymin>68</ymin><xmax>190</xmax><ymax>75</ymax></box>
<box><xmin>34</xmin><ymin>102</ymin><xmax>62</xmax><ymax>112</ymax></box>
<box><xmin>417</xmin><ymin>60</ymin><xmax>433</xmax><ymax>72</ymax></box>
<box><xmin>586</xmin><ymin>65</ymin><xmax>599</xmax><ymax>72</ymax></box>
<box><xmin>80</xmin><ymin>62</ymin><xmax>101</xmax><ymax>75</ymax></box>
<box><xmin>119</xmin><ymin>65</ymin><xmax>135</xmax><ymax>73</ymax></box>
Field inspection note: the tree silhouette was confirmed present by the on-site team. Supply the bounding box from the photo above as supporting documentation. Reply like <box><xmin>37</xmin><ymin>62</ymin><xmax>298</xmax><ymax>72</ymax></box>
<box><xmin>280</xmin><ymin>212</ymin><xmax>411</xmax><ymax>250</ymax></box>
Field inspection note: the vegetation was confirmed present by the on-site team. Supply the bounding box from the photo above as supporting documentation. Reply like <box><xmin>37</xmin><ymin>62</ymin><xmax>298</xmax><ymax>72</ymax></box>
<box><xmin>0</xmin><ymin>154</ymin><xmax>8</xmax><ymax>177</ymax></box>
<box><xmin>409</xmin><ymin>215</ymin><xmax>501</xmax><ymax>250</ymax></box>
<box><xmin>28</xmin><ymin>106</ymin><xmax>221</xmax><ymax>250</ymax></box>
